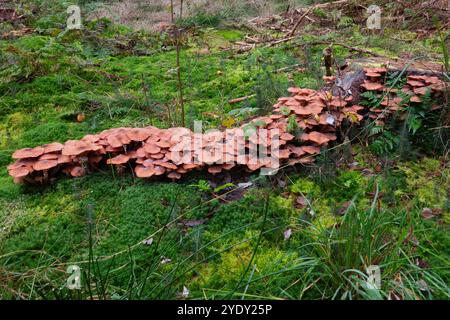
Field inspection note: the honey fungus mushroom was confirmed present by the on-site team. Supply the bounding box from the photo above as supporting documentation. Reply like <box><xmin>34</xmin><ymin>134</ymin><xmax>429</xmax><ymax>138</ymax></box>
<box><xmin>6</xmin><ymin>70</ymin><xmax>446</xmax><ymax>185</ymax></box>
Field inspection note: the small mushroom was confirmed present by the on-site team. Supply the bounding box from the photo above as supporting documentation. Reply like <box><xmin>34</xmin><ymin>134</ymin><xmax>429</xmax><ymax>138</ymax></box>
<box><xmin>152</xmin><ymin>160</ymin><xmax>177</xmax><ymax>170</ymax></box>
<box><xmin>280</xmin><ymin>132</ymin><xmax>295</xmax><ymax>141</ymax></box>
<box><xmin>301</xmin><ymin>145</ymin><xmax>321</xmax><ymax>155</ymax></box>
<box><xmin>135</xmin><ymin>165</ymin><xmax>155</xmax><ymax>178</ymax></box>
<box><xmin>70</xmin><ymin>166</ymin><xmax>86</xmax><ymax>177</ymax></box>
<box><xmin>167</xmin><ymin>172</ymin><xmax>182</xmax><ymax>180</ymax></box>
<box><xmin>410</xmin><ymin>95</ymin><xmax>422</xmax><ymax>103</ymax></box>
<box><xmin>207</xmin><ymin>166</ymin><xmax>222</xmax><ymax>174</ymax></box>
<box><xmin>407</xmin><ymin>80</ymin><xmax>425</xmax><ymax>87</ymax></box>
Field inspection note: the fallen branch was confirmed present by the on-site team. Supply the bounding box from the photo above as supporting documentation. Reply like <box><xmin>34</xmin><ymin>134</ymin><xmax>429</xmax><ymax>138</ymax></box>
<box><xmin>228</xmin><ymin>94</ymin><xmax>256</xmax><ymax>104</ymax></box>
<box><xmin>288</xmin><ymin>0</ymin><xmax>350</xmax><ymax>37</ymax></box>
<box><xmin>304</xmin><ymin>41</ymin><xmax>389</xmax><ymax>58</ymax></box>
<box><xmin>287</xmin><ymin>7</ymin><xmax>314</xmax><ymax>37</ymax></box>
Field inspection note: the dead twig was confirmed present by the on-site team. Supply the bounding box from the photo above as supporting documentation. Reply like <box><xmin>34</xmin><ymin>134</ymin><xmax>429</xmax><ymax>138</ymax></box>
<box><xmin>287</xmin><ymin>7</ymin><xmax>314</xmax><ymax>37</ymax></box>
<box><xmin>228</xmin><ymin>94</ymin><xmax>256</xmax><ymax>104</ymax></box>
<box><xmin>306</xmin><ymin>41</ymin><xmax>389</xmax><ymax>58</ymax></box>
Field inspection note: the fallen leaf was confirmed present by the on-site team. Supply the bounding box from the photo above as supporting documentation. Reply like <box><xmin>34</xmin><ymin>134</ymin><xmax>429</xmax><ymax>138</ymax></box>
<box><xmin>421</xmin><ymin>207</ymin><xmax>442</xmax><ymax>220</ymax></box>
<box><xmin>295</xmin><ymin>196</ymin><xmax>307</xmax><ymax>208</ymax></box>
<box><xmin>415</xmin><ymin>258</ymin><xmax>429</xmax><ymax>269</ymax></box>
<box><xmin>336</xmin><ymin>201</ymin><xmax>352</xmax><ymax>216</ymax></box>
<box><xmin>284</xmin><ymin>228</ymin><xmax>292</xmax><ymax>240</ymax></box>
<box><xmin>388</xmin><ymin>291</ymin><xmax>403</xmax><ymax>300</ymax></box>
<box><xmin>181</xmin><ymin>286</ymin><xmax>190</xmax><ymax>298</ymax></box>
<box><xmin>142</xmin><ymin>238</ymin><xmax>154</xmax><ymax>246</ymax></box>
<box><xmin>237</xmin><ymin>182</ymin><xmax>253</xmax><ymax>189</ymax></box>
<box><xmin>180</xmin><ymin>219</ymin><xmax>206</xmax><ymax>228</ymax></box>
<box><xmin>161</xmin><ymin>256</ymin><xmax>172</xmax><ymax>265</ymax></box>
<box><xmin>416</xmin><ymin>279</ymin><xmax>429</xmax><ymax>292</ymax></box>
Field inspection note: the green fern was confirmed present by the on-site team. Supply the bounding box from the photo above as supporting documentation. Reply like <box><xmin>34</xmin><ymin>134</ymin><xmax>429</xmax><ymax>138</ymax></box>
<box><xmin>369</xmin><ymin>128</ymin><xmax>399</xmax><ymax>155</ymax></box>
<box><xmin>360</xmin><ymin>91</ymin><xmax>382</xmax><ymax>107</ymax></box>
<box><xmin>385</xmin><ymin>71</ymin><xmax>407</xmax><ymax>89</ymax></box>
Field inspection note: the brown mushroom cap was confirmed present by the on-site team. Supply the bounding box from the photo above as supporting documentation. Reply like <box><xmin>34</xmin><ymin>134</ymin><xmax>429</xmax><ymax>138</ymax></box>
<box><xmin>126</xmin><ymin>128</ymin><xmax>151</xmax><ymax>142</ymax></box>
<box><xmin>278</xmin><ymin>148</ymin><xmax>291</xmax><ymax>159</ymax></box>
<box><xmin>135</xmin><ymin>165</ymin><xmax>155</xmax><ymax>178</ymax></box>
<box><xmin>9</xmin><ymin>166</ymin><xmax>30</xmax><ymax>178</ymax></box>
<box><xmin>154</xmin><ymin>165</ymin><xmax>166</xmax><ymax>175</ymax></box>
<box><xmin>302</xmin><ymin>131</ymin><xmax>336</xmax><ymax>145</ymax></box>
<box><xmin>12</xmin><ymin>147</ymin><xmax>45</xmax><ymax>159</ymax></box>
<box><xmin>280</xmin><ymin>132</ymin><xmax>295</xmax><ymax>141</ymax></box>
<box><xmin>413</xmin><ymin>87</ymin><xmax>428</xmax><ymax>95</ymax></box>
<box><xmin>109</xmin><ymin>132</ymin><xmax>131</xmax><ymax>148</ymax></box>
<box><xmin>365</xmin><ymin>72</ymin><xmax>382</xmax><ymax>78</ymax></box>
<box><xmin>39</xmin><ymin>153</ymin><xmax>59</xmax><ymax>160</ymax></box>
<box><xmin>329</xmin><ymin>99</ymin><xmax>347</xmax><ymax>108</ymax></box>
<box><xmin>364</xmin><ymin>67</ymin><xmax>387</xmax><ymax>73</ymax></box>
<box><xmin>107</xmin><ymin>154</ymin><xmax>130</xmax><ymax>165</ymax></box>
<box><xmin>183</xmin><ymin>163</ymin><xmax>199</xmax><ymax>170</ymax></box>
<box><xmin>167</xmin><ymin>172</ymin><xmax>182</xmax><ymax>179</ymax></box>
<box><xmin>246</xmin><ymin>162</ymin><xmax>263</xmax><ymax>171</ymax></box>
<box><xmin>410</xmin><ymin>95</ymin><xmax>422</xmax><ymax>103</ymax></box>
<box><xmin>222</xmin><ymin>163</ymin><xmax>235</xmax><ymax>170</ymax></box>
<box><xmin>57</xmin><ymin>154</ymin><xmax>72</xmax><ymax>164</ymax></box>
<box><xmin>62</xmin><ymin>140</ymin><xmax>100</xmax><ymax>156</ymax></box>
<box><xmin>294</xmin><ymin>102</ymin><xmax>324</xmax><ymax>115</ymax></box>
<box><xmin>207</xmin><ymin>166</ymin><xmax>222</xmax><ymax>174</ymax></box>
<box><xmin>143</xmin><ymin>143</ymin><xmax>161</xmax><ymax>154</ymax></box>
<box><xmin>8</xmin><ymin>159</ymin><xmax>34</xmax><ymax>171</ymax></box>
<box><xmin>43</xmin><ymin>142</ymin><xmax>64</xmax><ymax>154</ymax></box>
<box><xmin>82</xmin><ymin>134</ymin><xmax>100</xmax><ymax>143</ymax></box>
<box><xmin>33</xmin><ymin>159</ymin><xmax>58</xmax><ymax>171</ymax></box>
<box><xmin>407</xmin><ymin>80</ymin><xmax>425</xmax><ymax>87</ymax></box>
<box><xmin>361</xmin><ymin>81</ymin><xmax>384</xmax><ymax>91</ymax></box>
<box><xmin>301</xmin><ymin>145</ymin><xmax>321</xmax><ymax>154</ymax></box>
<box><xmin>156</xmin><ymin>140</ymin><xmax>172</xmax><ymax>148</ymax></box>
<box><xmin>152</xmin><ymin>160</ymin><xmax>177</xmax><ymax>170</ymax></box>
<box><xmin>288</xmin><ymin>145</ymin><xmax>306</xmax><ymax>157</ymax></box>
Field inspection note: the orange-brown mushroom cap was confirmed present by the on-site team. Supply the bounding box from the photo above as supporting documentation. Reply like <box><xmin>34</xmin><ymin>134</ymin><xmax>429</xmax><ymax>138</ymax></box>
<box><xmin>135</xmin><ymin>165</ymin><xmax>155</xmax><ymax>178</ymax></box>
<box><xmin>107</xmin><ymin>154</ymin><xmax>130</xmax><ymax>165</ymax></box>
<box><xmin>62</xmin><ymin>140</ymin><xmax>100</xmax><ymax>156</ymax></box>
<box><xmin>70</xmin><ymin>166</ymin><xmax>86</xmax><ymax>177</ymax></box>
<box><xmin>12</xmin><ymin>147</ymin><xmax>45</xmax><ymax>159</ymax></box>
<box><xmin>9</xmin><ymin>166</ymin><xmax>30</xmax><ymax>178</ymax></box>
<box><xmin>33</xmin><ymin>159</ymin><xmax>58</xmax><ymax>171</ymax></box>
<box><xmin>43</xmin><ymin>142</ymin><xmax>64</xmax><ymax>154</ymax></box>
<box><xmin>361</xmin><ymin>81</ymin><xmax>384</xmax><ymax>91</ymax></box>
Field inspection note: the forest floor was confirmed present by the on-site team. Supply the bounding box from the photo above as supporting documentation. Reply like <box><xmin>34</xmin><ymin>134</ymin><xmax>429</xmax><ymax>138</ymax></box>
<box><xmin>0</xmin><ymin>0</ymin><xmax>448</xmax><ymax>299</ymax></box>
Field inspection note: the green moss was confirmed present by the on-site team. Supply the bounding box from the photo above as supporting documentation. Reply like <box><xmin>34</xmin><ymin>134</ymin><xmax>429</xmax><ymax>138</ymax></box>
<box><xmin>397</xmin><ymin>158</ymin><xmax>448</xmax><ymax>207</ymax></box>
<box><xmin>290</xmin><ymin>178</ymin><xmax>320</xmax><ymax>196</ymax></box>
<box><xmin>0</xmin><ymin>7</ymin><xmax>448</xmax><ymax>299</ymax></box>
